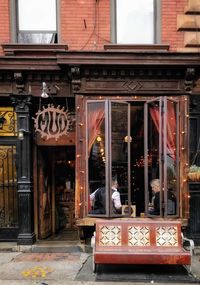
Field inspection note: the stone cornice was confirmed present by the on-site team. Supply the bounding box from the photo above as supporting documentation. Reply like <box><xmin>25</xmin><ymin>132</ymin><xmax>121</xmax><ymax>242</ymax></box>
<box><xmin>2</xmin><ymin>44</ymin><xmax>68</xmax><ymax>56</ymax></box>
<box><xmin>0</xmin><ymin>49</ymin><xmax>200</xmax><ymax>71</ymax></box>
<box><xmin>56</xmin><ymin>51</ymin><xmax>200</xmax><ymax>67</ymax></box>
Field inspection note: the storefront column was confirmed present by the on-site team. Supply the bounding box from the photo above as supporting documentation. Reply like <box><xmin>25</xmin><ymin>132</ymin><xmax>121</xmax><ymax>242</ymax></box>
<box><xmin>10</xmin><ymin>94</ymin><xmax>36</xmax><ymax>245</ymax></box>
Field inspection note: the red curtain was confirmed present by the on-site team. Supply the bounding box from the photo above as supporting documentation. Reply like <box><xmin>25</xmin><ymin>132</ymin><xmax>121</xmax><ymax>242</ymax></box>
<box><xmin>88</xmin><ymin>103</ymin><xmax>105</xmax><ymax>153</ymax></box>
<box><xmin>150</xmin><ymin>101</ymin><xmax>176</xmax><ymax>160</ymax></box>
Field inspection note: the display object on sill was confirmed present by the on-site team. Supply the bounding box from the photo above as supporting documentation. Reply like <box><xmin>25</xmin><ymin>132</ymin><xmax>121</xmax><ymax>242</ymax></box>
<box><xmin>122</xmin><ymin>205</ymin><xmax>136</xmax><ymax>217</ymax></box>
<box><xmin>188</xmin><ymin>165</ymin><xmax>200</xmax><ymax>181</ymax></box>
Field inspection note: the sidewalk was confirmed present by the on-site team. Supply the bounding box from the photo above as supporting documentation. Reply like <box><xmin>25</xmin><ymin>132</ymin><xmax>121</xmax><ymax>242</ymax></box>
<box><xmin>0</xmin><ymin>244</ymin><xmax>199</xmax><ymax>285</ymax></box>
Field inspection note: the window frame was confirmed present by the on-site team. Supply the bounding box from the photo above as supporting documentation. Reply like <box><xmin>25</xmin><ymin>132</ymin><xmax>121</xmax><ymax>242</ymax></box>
<box><xmin>10</xmin><ymin>0</ymin><xmax>60</xmax><ymax>43</ymax></box>
<box><xmin>86</xmin><ymin>96</ymin><xmax>180</xmax><ymax>218</ymax></box>
<box><xmin>86</xmin><ymin>100</ymin><xmax>131</xmax><ymax>217</ymax></box>
<box><xmin>110</xmin><ymin>0</ymin><xmax>161</xmax><ymax>45</ymax></box>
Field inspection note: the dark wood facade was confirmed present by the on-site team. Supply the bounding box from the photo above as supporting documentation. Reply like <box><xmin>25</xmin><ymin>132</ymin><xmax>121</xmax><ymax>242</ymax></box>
<box><xmin>0</xmin><ymin>44</ymin><xmax>200</xmax><ymax>244</ymax></box>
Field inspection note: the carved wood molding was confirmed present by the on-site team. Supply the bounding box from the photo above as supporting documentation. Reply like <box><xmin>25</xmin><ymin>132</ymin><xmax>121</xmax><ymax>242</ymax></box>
<box><xmin>70</xmin><ymin>66</ymin><xmax>81</xmax><ymax>93</ymax></box>
<box><xmin>14</xmin><ymin>72</ymin><xmax>25</xmax><ymax>94</ymax></box>
<box><xmin>10</xmin><ymin>94</ymin><xmax>32</xmax><ymax>113</ymax></box>
<box><xmin>83</xmin><ymin>79</ymin><xmax>182</xmax><ymax>94</ymax></box>
<box><xmin>82</xmin><ymin>67</ymin><xmax>184</xmax><ymax>79</ymax></box>
<box><xmin>185</xmin><ymin>67</ymin><xmax>195</xmax><ymax>93</ymax></box>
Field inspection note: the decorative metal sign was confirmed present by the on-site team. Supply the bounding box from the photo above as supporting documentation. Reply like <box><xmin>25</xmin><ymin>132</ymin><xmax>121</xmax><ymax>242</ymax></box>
<box><xmin>33</xmin><ymin>104</ymin><xmax>75</xmax><ymax>141</ymax></box>
<box><xmin>0</xmin><ymin>107</ymin><xmax>17</xmax><ymax>136</ymax></box>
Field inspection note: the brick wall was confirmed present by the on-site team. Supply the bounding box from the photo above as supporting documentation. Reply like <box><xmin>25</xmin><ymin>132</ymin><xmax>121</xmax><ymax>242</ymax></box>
<box><xmin>0</xmin><ymin>0</ymin><xmax>10</xmax><ymax>55</ymax></box>
<box><xmin>0</xmin><ymin>0</ymin><xmax>192</xmax><ymax>54</ymax></box>
<box><xmin>60</xmin><ymin>0</ymin><xmax>111</xmax><ymax>51</ymax></box>
<box><xmin>162</xmin><ymin>0</ymin><xmax>187</xmax><ymax>51</ymax></box>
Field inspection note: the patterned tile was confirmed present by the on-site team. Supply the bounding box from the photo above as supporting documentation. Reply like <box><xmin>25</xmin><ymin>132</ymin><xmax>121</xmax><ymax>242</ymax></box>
<box><xmin>156</xmin><ymin>226</ymin><xmax>178</xmax><ymax>246</ymax></box>
<box><xmin>99</xmin><ymin>225</ymin><xmax>121</xmax><ymax>246</ymax></box>
<box><xmin>128</xmin><ymin>226</ymin><xmax>150</xmax><ymax>246</ymax></box>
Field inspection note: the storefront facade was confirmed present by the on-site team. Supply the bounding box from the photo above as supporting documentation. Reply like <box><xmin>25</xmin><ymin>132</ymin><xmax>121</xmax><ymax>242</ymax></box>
<box><xmin>1</xmin><ymin>0</ymin><xmax>200</xmax><ymax>245</ymax></box>
<box><xmin>0</xmin><ymin>45</ymin><xmax>200</xmax><ymax>244</ymax></box>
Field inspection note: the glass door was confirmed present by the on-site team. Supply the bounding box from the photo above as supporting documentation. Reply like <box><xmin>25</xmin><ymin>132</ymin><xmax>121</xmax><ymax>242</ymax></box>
<box><xmin>87</xmin><ymin>100</ymin><xmax>130</xmax><ymax>217</ymax></box>
<box><xmin>144</xmin><ymin>97</ymin><xmax>179</xmax><ymax>217</ymax></box>
<box><xmin>163</xmin><ymin>98</ymin><xmax>179</xmax><ymax>217</ymax></box>
<box><xmin>144</xmin><ymin>98</ymin><xmax>162</xmax><ymax>216</ymax></box>
<box><xmin>109</xmin><ymin>101</ymin><xmax>131</xmax><ymax>216</ymax></box>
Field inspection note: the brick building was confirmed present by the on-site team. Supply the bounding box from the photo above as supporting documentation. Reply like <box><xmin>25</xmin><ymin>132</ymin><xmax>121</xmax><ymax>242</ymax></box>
<box><xmin>0</xmin><ymin>0</ymin><xmax>200</xmax><ymax>246</ymax></box>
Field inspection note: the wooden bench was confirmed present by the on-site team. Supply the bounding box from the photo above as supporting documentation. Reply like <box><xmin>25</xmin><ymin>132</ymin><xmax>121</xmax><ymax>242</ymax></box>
<box><xmin>91</xmin><ymin>218</ymin><xmax>194</xmax><ymax>272</ymax></box>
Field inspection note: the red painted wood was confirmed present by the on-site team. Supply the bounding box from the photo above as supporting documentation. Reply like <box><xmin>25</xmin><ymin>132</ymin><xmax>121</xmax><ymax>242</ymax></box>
<box><xmin>94</xmin><ymin>219</ymin><xmax>191</xmax><ymax>266</ymax></box>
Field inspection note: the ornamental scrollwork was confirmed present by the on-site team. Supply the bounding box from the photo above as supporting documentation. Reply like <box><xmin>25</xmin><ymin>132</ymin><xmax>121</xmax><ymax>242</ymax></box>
<box><xmin>33</xmin><ymin>104</ymin><xmax>75</xmax><ymax>141</ymax></box>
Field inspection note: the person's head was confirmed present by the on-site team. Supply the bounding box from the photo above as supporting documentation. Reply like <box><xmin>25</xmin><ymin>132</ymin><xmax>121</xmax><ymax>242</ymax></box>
<box><xmin>111</xmin><ymin>175</ymin><xmax>118</xmax><ymax>188</ymax></box>
<box><xmin>150</xmin><ymin>179</ymin><xmax>160</xmax><ymax>193</ymax></box>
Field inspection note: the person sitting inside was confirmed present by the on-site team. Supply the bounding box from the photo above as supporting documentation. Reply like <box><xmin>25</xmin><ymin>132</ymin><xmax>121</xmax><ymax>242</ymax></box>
<box><xmin>90</xmin><ymin>176</ymin><xmax>122</xmax><ymax>215</ymax></box>
<box><xmin>149</xmin><ymin>179</ymin><xmax>176</xmax><ymax>215</ymax></box>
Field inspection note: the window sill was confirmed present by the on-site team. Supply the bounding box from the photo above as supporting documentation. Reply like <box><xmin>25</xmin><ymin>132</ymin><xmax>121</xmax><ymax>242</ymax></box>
<box><xmin>104</xmin><ymin>44</ymin><xmax>170</xmax><ymax>52</ymax></box>
<box><xmin>2</xmin><ymin>44</ymin><xmax>68</xmax><ymax>56</ymax></box>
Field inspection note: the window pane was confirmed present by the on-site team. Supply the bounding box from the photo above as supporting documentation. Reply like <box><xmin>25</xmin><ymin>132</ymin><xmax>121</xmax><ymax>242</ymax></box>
<box><xmin>116</xmin><ymin>0</ymin><xmax>154</xmax><ymax>44</ymax></box>
<box><xmin>111</xmin><ymin>102</ymin><xmax>129</xmax><ymax>216</ymax></box>
<box><xmin>18</xmin><ymin>0</ymin><xmax>56</xmax><ymax>31</ymax></box>
<box><xmin>131</xmin><ymin>104</ymin><xmax>144</xmax><ymax>217</ymax></box>
<box><xmin>18</xmin><ymin>33</ymin><xmax>57</xmax><ymax>44</ymax></box>
<box><xmin>87</xmin><ymin>102</ymin><xmax>106</xmax><ymax>215</ymax></box>
<box><xmin>166</xmin><ymin>100</ymin><xmax>178</xmax><ymax>216</ymax></box>
<box><xmin>146</xmin><ymin>100</ymin><xmax>161</xmax><ymax>216</ymax></box>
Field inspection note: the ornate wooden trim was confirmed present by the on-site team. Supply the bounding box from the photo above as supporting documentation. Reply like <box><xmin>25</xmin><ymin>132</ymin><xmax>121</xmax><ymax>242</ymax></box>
<box><xmin>185</xmin><ymin>67</ymin><xmax>195</xmax><ymax>93</ymax></box>
<box><xmin>82</xmin><ymin>79</ymin><xmax>182</xmax><ymax>95</ymax></box>
<box><xmin>70</xmin><ymin>66</ymin><xmax>81</xmax><ymax>93</ymax></box>
<box><xmin>14</xmin><ymin>72</ymin><xmax>25</xmax><ymax>94</ymax></box>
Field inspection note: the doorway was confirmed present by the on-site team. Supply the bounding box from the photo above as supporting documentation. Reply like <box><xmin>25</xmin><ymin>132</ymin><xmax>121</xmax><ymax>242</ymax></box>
<box><xmin>37</xmin><ymin>146</ymin><xmax>75</xmax><ymax>240</ymax></box>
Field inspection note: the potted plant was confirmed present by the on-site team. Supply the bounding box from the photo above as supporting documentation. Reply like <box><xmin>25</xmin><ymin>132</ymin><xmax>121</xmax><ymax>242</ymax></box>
<box><xmin>188</xmin><ymin>164</ymin><xmax>200</xmax><ymax>181</ymax></box>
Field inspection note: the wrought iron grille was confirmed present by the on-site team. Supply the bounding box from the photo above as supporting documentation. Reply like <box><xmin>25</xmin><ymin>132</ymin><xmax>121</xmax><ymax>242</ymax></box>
<box><xmin>0</xmin><ymin>145</ymin><xmax>18</xmax><ymax>228</ymax></box>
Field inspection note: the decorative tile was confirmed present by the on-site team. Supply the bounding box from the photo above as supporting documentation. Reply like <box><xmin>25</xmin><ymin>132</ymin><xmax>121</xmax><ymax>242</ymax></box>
<box><xmin>99</xmin><ymin>225</ymin><xmax>121</xmax><ymax>246</ymax></box>
<box><xmin>128</xmin><ymin>226</ymin><xmax>150</xmax><ymax>246</ymax></box>
<box><xmin>156</xmin><ymin>226</ymin><xmax>178</xmax><ymax>246</ymax></box>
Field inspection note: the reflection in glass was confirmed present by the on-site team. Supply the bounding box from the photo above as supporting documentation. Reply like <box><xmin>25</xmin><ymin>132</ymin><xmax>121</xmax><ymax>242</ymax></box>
<box><xmin>87</xmin><ymin>102</ymin><xmax>106</xmax><ymax>215</ymax></box>
<box><xmin>18</xmin><ymin>0</ymin><xmax>56</xmax><ymax>31</ymax></box>
<box><xmin>0</xmin><ymin>146</ymin><xmax>18</xmax><ymax>228</ymax></box>
<box><xmin>18</xmin><ymin>0</ymin><xmax>57</xmax><ymax>43</ymax></box>
<box><xmin>116</xmin><ymin>0</ymin><xmax>154</xmax><ymax>44</ymax></box>
<box><xmin>18</xmin><ymin>33</ymin><xmax>57</xmax><ymax>44</ymax></box>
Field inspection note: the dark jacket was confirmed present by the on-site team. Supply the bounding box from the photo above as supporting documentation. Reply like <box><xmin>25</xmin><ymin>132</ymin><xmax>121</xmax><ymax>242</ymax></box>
<box><xmin>151</xmin><ymin>190</ymin><xmax>176</xmax><ymax>215</ymax></box>
<box><xmin>90</xmin><ymin>187</ymin><xmax>106</xmax><ymax>214</ymax></box>
<box><xmin>90</xmin><ymin>187</ymin><xmax>121</xmax><ymax>215</ymax></box>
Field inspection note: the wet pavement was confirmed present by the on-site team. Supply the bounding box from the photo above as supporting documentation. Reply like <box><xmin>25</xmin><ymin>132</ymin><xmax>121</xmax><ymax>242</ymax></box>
<box><xmin>0</xmin><ymin>246</ymin><xmax>199</xmax><ymax>285</ymax></box>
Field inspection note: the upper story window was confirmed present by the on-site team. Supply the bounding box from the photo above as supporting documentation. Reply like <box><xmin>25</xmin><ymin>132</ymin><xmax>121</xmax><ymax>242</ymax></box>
<box><xmin>112</xmin><ymin>0</ymin><xmax>160</xmax><ymax>44</ymax></box>
<box><xmin>17</xmin><ymin>0</ymin><xmax>57</xmax><ymax>43</ymax></box>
